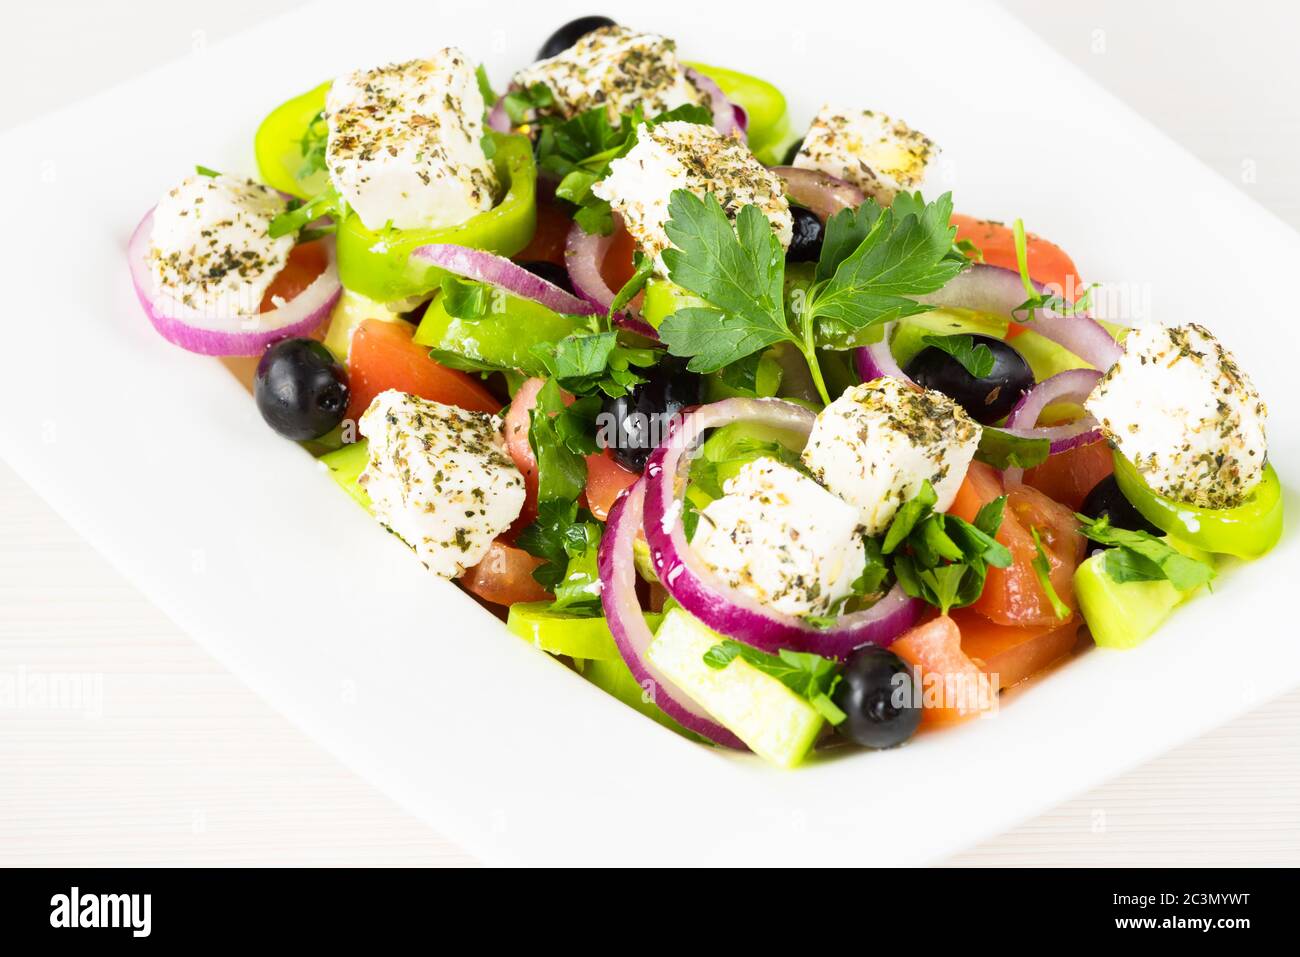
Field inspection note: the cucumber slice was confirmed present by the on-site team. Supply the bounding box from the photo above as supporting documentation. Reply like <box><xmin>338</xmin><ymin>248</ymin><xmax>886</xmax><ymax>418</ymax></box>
<box><xmin>322</xmin><ymin>290</ymin><xmax>404</xmax><ymax>363</ymax></box>
<box><xmin>319</xmin><ymin>440</ymin><xmax>371</xmax><ymax>510</ymax></box>
<box><xmin>647</xmin><ymin>609</ymin><xmax>823</xmax><ymax>767</ymax></box>
<box><xmin>506</xmin><ymin>603</ymin><xmax>632</xmax><ymax>660</ymax></box>
<box><xmin>1074</xmin><ymin>540</ymin><xmax>1211</xmax><ymax>649</ymax></box>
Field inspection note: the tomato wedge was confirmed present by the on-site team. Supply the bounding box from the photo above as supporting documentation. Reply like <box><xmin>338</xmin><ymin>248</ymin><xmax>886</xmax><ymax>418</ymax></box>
<box><xmin>890</xmin><ymin>616</ymin><xmax>995</xmax><ymax>727</ymax></box>
<box><xmin>513</xmin><ymin>189</ymin><xmax>574</xmax><ymax>266</ymax></box>
<box><xmin>1023</xmin><ymin>439</ymin><xmax>1114</xmax><ymax>512</ymax></box>
<box><xmin>599</xmin><ymin>222</ymin><xmax>639</xmax><ymax>292</ymax></box>
<box><xmin>950</xmin><ymin>607</ymin><xmax>1083</xmax><ymax>690</ymax></box>
<box><xmin>344</xmin><ymin>318</ymin><xmax>500</xmax><ymax>423</ymax></box>
<box><xmin>461</xmin><ymin>539</ymin><xmax>550</xmax><ymax>606</ymax></box>
<box><xmin>585</xmin><ymin>451</ymin><xmax>639</xmax><ymax>521</ymax></box>
<box><xmin>949</xmin><ymin>462</ymin><xmax>1085</xmax><ymax>626</ymax></box>
<box><xmin>259</xmin><ymin>239</ymin><xmax>329</xmax><ymax>312</ymax></box>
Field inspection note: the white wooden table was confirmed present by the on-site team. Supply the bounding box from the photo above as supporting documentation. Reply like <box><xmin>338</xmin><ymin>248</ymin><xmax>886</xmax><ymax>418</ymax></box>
<box><xmin>3</xmin><ymin>0</ymin><xmax>1298</xmax><ymax>866</ymax></box>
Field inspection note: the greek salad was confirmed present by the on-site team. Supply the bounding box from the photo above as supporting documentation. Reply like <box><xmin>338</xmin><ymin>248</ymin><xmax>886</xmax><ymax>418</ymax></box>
<box><xmin>128</xmin><ymin>18</ymin><xmax>1285</xmax><ymax>767</ymax></box>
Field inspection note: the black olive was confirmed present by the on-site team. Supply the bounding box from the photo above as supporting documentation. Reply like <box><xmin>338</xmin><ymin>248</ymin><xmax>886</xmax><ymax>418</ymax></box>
<box><xmin>600</xmin><ymin>356</ymin><xmax>702</xmax><ymax>472</ymax></box>
<box><xmin>832</xmin><ymin>646</ymin><xmax>922</xmax><ymax>749</ymax></box>
<box><xmin>518</xmin><ymin>260</ymin><xmax>574</xmax><ymax>295</ymax></box>
<box><xmin>786</xmin><ymin>206</ymin><xmax>824</xmax><ymax>263</ymax></box>
<box><xmin>536</xmin><ymin>16</ymin><xmax>617</xmax><ymax>60</ymax></box>
<box><xmin>254</xmin><ymin>338</ymin><xmax>350</xmax><ymax>441</ymax></box>
<box><xmin>1080</xmin><ymin>475</ymin><xmax>1162</xmax><ymax>535</ymax></box>
<box><xmin>903</xmin><ymin>334</ymin><xmax>1034</xmax><ymax>424</ymax></box>
<box><xmin>782</xmin><ymin>138</ymin><xmax>804</xmax><ymax>166</ymax></box>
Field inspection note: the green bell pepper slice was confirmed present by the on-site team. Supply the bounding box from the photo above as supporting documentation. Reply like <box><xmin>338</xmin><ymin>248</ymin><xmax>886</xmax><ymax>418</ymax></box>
<box><xmin>336</xmin><ymin>133</ymin><xmax>538</xmax><ymax>303</ymax></box>
<box><xmin>686</xmin><ymin>62</ymin><xmax>792</xmax><ymax>163</ymax></box>
<box><xmin>254</xmin><ymin>81</ymin><xmax>331</xmax><ymax>199</ymax></box>
<box><xmin>414</xmin><ymin>289</ymin><xmax>596</xmax><ymax>374</ymax></box>
<box><xmin>1111</xmin><ymin>449</ymin><xmax>1283</xmax><ymax>559</ymax></box>
<box><xmin>319</xmin><ymin>440</ymin><xmax>372</xmax><ymax>510</ymax></box>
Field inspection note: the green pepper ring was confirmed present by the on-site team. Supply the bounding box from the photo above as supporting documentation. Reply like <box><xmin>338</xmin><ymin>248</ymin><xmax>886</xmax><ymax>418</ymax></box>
<box><xmin>1111</xmin><ymin>448</ymin><xmax>1283</xmax><ymax>560</ymax></box>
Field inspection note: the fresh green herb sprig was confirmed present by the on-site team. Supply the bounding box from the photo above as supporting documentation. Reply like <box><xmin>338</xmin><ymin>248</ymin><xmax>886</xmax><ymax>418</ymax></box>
<box><xmin>882</xmin><ymin>481</ymin><xmax>1012</xmax><ymax>615</ymax></box>
<box><xmin>657</xmin><ymin>190</ymin><xmax>969</xmax><ymax>405</ymax></box>
<box><xmin>1074</xmin><ymin>514</ymin><xmax>1216</xmax><ymax>591</ymax></box>
<box><xmin>1011</xmin><ymin>218</ymin><xmax>1096</xmax><ymax>321</ymax></box>
<box><xmin>516</xmin><ymin>498</ymin><xmax>602</xmax><ymax>600</ymax></box>
<box><xmin>974</xmin><ymin>426</ymin><xmax>1051</xmax><ymax>471</ymax></box>
<box><xmin>922</xmin><ymin>333</ymin><xmax>995</xmax><ymax>378</ymax></box>
<box><xmin>703</xmin><ymin>640</ymin><xmax>846</xmax><ymax>724</ymax></box>
<box><xmin>268</xmin><ymin>182</ymin><xmax>349</xmax><ymax>239</ymax></box>
<box><xmin>530</xmin><ymin>330</ymin><xmax>659</xmax><ymax>398</ymax></box>
<box><xmin>536</xmin><ymin>102</ymin><xmax>713</xmax><ymax>235</ymax></box>
<box><xmin>1029</xmin><ymin>526</ymin><xmax>1072</xmax><ymax>620</ymax></box>
<box><xmin>297</xmin><ymin>109</ymin><xmax>330</xmax><ymax>180</ymax></box>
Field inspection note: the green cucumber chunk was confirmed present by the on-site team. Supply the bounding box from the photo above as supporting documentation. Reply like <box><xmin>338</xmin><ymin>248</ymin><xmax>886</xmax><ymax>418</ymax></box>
<box><xmin>1074</xmin><ymin>539</ymin><xmax>1211</xmax><ymax>649</ymax></box>
<box><xmin>506</xmin><ymin>603</ymin><xmax>626</xmax><ymax>660</ymax></box>
<box><xmin>320</xmin><ymin>440</ymin><xmax>371</xmax><ymax>510</ymax></box>
<box><xmin>647</xmin><ymin>609</ymin><xmax>823</xmax><ymax>768</ymax></box>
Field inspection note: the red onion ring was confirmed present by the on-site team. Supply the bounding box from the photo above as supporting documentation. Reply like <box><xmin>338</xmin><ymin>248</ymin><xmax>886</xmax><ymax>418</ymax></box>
<box><xmin>769</xmin><ymin>166</ymin><xmax>865</xmax><ymax>224</ymax></box>
<box><xmin>853</xmin><ymin>322</ymin><xmax>910</xmax><ymax>385</ymax></box>
<box><xmin>127</xmin><ymin>208</ymin><xmax>341</xmax><ymax>356</ymax></box>
<box><xmin>642</xmin><ymin>398</ymin><xmax>922</xmax><ymax>659</ymax></box>
<box><xmin>487</xmin><ymin>96</ymin><xmax>512</xmax><ymax>134</ymax></box>
<box><xmin>412</xmin><ymin>243</ymin><xmax>598</xmax><ymax>316</ymax></box>
<box><xmin>598</xmin><ymin>479</ymin><xmax>745</xmax><ymax>749</ymax></box>
<box><xmin>563</xmin><ymin>218</ymin><xmax>658</xmax><ymax>338</ymax></box>
<box><xmin>684</xmin><ymin>68</ymin><xmax>741</xmax><ymax>137</ymax></box>
<box><xmin>916</xmin><ymin>263</ymin><xmax>1122</xmax><ymax>370</ymax></box>
<box><xmin>1001</xmin><ymin>368</ymin><xmax>1104</xmax><ymax>484</ymax></box>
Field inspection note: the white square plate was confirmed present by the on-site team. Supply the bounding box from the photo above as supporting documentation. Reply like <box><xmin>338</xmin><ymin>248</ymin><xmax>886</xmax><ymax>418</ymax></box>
<box><xmin>2</xmin><ymin>0</ymin><xmax>1297</xmax><ymax>866</ymax></box>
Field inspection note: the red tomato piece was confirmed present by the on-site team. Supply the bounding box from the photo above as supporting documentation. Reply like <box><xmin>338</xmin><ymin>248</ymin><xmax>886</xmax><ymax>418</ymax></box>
<box><xmin>460</xmin><ymin>539</ymin><xmax>550</xmax><ymax>606</ymax></box>
<box><xmin>259</xmin><ymin>239</ymin><xmax>329</xmax><ymax>312</ymax></box>
<box><xmin>585</xmin><ymin>451</ymin><xmax>639</xmax><ymax>522</ymax></box>
<box><xmin>514</xmin><ymin>191</ymin><xmax>573</xmax><ymax>266</ymax></box>
<box><xmin>948</xmin><ymin>462</ymin><xmax>1085</xmax><ymax>627</ymax></box>
<box><xmin>950</xmin><ymin>607</ymin><xmax>1083</xmax><ymax>690</ymax></box>
<box><xmin>344</xmin><ymin>319</ymin><xmax>500</xmax><ymax>423</ymax></box>
<box><xmin>890</xmin><ymin>616</ymin><xmax>995</xmax><ymax>727</ymax></box>
<box><xmin>1023</xmin><ymin>439</ymin><xmax>1114</xmax><ymax>512</ymax></box>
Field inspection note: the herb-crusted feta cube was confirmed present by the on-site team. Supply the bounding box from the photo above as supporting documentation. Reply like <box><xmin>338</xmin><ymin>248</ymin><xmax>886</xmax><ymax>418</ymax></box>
<box><xmin>691</xmin><ymin>458</ymin><xmax>867</xmax><ymax>618</ymax></box>
<box><xmin>357</xmin><ymin>390</ymin><xmax>526</xmax><ymax>578</ymax></box>
<box><xmin>801</xmin><ymin>377</ymin><xmax>981</xmax><ymax>536</ymax></box>
<box><xmin>149</xmin><ymin>174</ymin><xmax>294</xmax><ymax>317</ymax></box>
<box><xmin>794</xmin><ymin>105</ymin><xmax>937</xmax><ymax>204</ymax></box>
<box><xmin>592</xmin><ymin>120</ymin><xmax>792</xmax><ymax>272</ymax></box>
<box><xmin>513</xmin><ymin>25</ymin><xmax>708</xmax><ymax>121</ymax></box>
<box><xmin>326</xmin><ymin>50</ymin><xmax>498</xmax><ymax>231</ymax></box>
<box><xmin>1085</xmin><ymin>323</ymin><xmax>1267</xmax><ymax>509</ymax></box>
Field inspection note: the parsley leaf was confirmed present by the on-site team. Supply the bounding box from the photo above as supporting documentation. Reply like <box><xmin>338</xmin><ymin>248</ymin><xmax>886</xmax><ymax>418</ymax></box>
<box><xmin>195</xmin><ymin>164</ymin><xmax>221</xmax><ymax>178</ymax></box>
<box><xmin>703</xmin><ymin>640</ymin><xmax>846</xmax><ymax>724</ymax></box>
<box><xmin>530</xmin><ymin>332</ymin><xmax>658</xmax><ymax>398</ymax></box>
<box><xmin>527</xmin><ymin>379</ymin><xmax>599</xmax><ymax>505</ymax></box>
<box><xmin>1029</xmin><ymin>526</ymin><xmax>1072</xmax><ymax>619</ymax></box>
<box><xmin>537</xmin><ymin>102</ymin><xmax>713</xmax><ymax>236</ymax></box>
<box><xmin>974</xmin><ymin>427</ymin><xmax>1052</xmax><ymax>470</ymax></box>
<box><xmin>516</xmin><ymin>498</ymin><xmax>602</xmax><ymax>598</ymax></box>
<box><xmin>608</xmin><ymin>251</ymin><xmax>654</xmax><ymax>321</ymax></box>
<box><xmin>439</xmin><ymin>275</ymin><xmax>493</xmax><ymax>320</ymax></box>
<box><xmin>1074</xmin><ymin>514</ymin><xmax>1216</xmax><ymax>591</ymax></box>
<box><xmin>296</xmin><ymin>109</ymin><xmax>330</xmax><ymax>180</ymax></box>
<box><xmin>1011</xmin><ymin>218</ymin><xmax>1096</xmax><ymax>321</ymax></box>
<box><xmin>882</xmin><ymin>481</ymin><xmax>1011</xmax><ymax>615</ymax></box>
<box><xmin>503</xmin><ymin>82</ymin><xmax>554</xmax><ymax>125</ymax></box>
<box><xmin>922</xmin><ymin>333</ymin><xmax>995</xmax><ymax>378</ymax></box>
<box><xmin>268</xmin><ymin>182</ymin><xmax>349</xmax><ymax>239</ymax></box>
<box><xmin>658</xmin><ymin>190</ymin><xmax>968</xmax><ymax>404</ymax></box>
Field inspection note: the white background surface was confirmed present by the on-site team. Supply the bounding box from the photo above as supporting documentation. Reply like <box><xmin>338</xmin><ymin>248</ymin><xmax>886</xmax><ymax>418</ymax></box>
<box><xmin>1</xmin><ymin>0</ymin><xmax>1297</xmax><ymax>866</ymax></box>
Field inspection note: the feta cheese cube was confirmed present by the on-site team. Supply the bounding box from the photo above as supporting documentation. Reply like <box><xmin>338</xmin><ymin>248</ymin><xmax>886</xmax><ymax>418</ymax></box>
<box><xmin>592</xmin><ymin>121</ymin><xmax>792</xmax><ymax>272</ymax></box>
<box><xmin>149</xmin><ymin>174</ymin><xmax>294</xmax><ymax>318</ymax></box>
<box><xmin>326</xmin><ymin>50</ymin><xmax>498</xmax><ymax>231</ymax></box>
<box><xmin>801</xmin><ymin>378</ymin><xmax>981</xmax><ymax>536</ymax></box>
<box><xmin>513</xmin><ymin>25</ymin><xmax>707</xmax><ymax>121</ymax></box>
<box><xmin>1085</xmin><ymin>323</ymin><xmax>1268</xmax><ymax>509</ymax></box>
<box><xmin>357</xmin><ymin>390</ymin><xmax>526</xmax><ymax>578</ymax></box>
<box><xmin>691</xmin><ymin>458</ymin><xmax>866</xmax><ymax>618</ymax></box>
<box><xmin>794</xmin><ymin>105</ymin><xmax>937</xmax><ymax>204</ymax></box>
